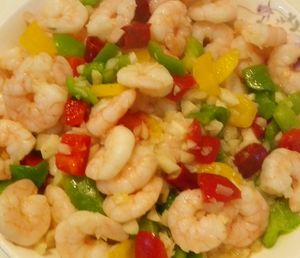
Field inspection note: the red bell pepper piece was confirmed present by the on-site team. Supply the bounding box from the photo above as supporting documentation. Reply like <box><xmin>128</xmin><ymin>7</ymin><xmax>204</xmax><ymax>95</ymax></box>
<box><xmin>64</xmin><ymin>98</ymin><xmax>91</xmax><ymax>127</ymax></box>
<box><xmin>251</xmin><ymin>116</ymin><xmax>266</xmax><ymax>139</ymax></box>
<box><xmin>119</xmin><ymin>23</ymin><xmax>151</xmax><ymax>49</ymax></box>
<box><xmin>135</xmin><ymin>231</ymin><xmax>168</xmax><ymax>258</ymax></box>
<box><xmin>84</xmin><ymin>36</ymin><xmax>105</xmax><ymax>62</ymax></box>
<box><xmin>67</xmin><ymin>56</ymin><xmax>86</xmax><ymax>77</ymax></box>
<box><xmin>55</xmin><ymin>134</ymin><xmax>91</xmax><ymax>176</ymax></box>
<box><xmin>198</xmin><ymin>173</ymin><xmax>241</xmax><ymax>203</ymax></box>
<box><xmin>233</xmin><ymin>143</ymin><xmax>268</xmax><ymax>178</ymax></box>
<box><xmin>118</xmin><ymin>111</ymin><xmax>146</xmax><ymax>131</ymax></box>
<box><xmin>278</xmin><ymin>129</ymin><xmax>300</xmax><ymax>153</ymax></box>
<box><xmin>165</xmin><ymin>164</ymin><xmax>198</xmax><ymax>191</ymax></box>
<box><xmin>187</xmin><ymin>120</ymin><xmax>202</xmax><ymax>144</ymax></box>
<box><xmin>167</xmin><ymin>75</ymin><xmax>196</xmax><ymax>102</ymax></box>
<box><xmin>134</xmin><ymin>0</ymin><xmax>151</xmax><ymax>23</ymax></box>
<box><xmin>20</xmin><ymin>151</ymin><xmax>43</xmax><ymax>166</ymax></box>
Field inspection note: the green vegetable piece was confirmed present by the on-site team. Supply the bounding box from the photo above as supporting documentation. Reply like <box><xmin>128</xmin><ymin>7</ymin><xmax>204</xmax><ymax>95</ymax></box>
<box><xmin>182</xmin><ymin>37</ymin><xmax>204</xmax><ymax>72</ymax></box>
<box><xmin>82</xmin><ymin>62</ymin><xmax>104</xmax><ymax>83</ymax></box>
<box><xmin>273</xmin><ymin>102</ymin><xmax>300</xmax><ymax>132</ymax></box>
<box><xmin>156</xmin><ymin>189</ymin><xmax>178</xmax><ymax>214</ymax></box>
<box><xmin>0</xmin><ymin>180</ymin><xmax>13</xmax><ymax>194</ymax></box>
<box><xmin>10</xmin><ymin>161</ymin><xmax>48</xmax><ymax>188</ymax></box>
<box><xmin>262</xmin><ymin>199</ymin><xmax>300</xmax><ymax>248</ymax></box>
<box><xmin>255</xmin><ymin>92</ymin><xmax>277</xmax><ymax>120</ymax></box>
<box><xmin>66</xmin><ymin>76</ymin><xmax>98</xmax><ymax>105</ymax></box>
<box><xmin>187</xmin><ymin>252</ymin><xmax>203</xmax><ymax>258</ymax></box>
<box><xmin>264</xmin><ymin>120</ymin><xmax>280</xmax><ymax>149</ymax></box>
<box><xmin>80</xmin><ymin>0</ymin><xmax>101</xmax><ymax>6</ymax></box>
<box><xmin>148</xmin><ymin>41</ymin><xmax>186</xmax><ymax>76</ymax></box>
<box><xmin>53</xmin><ymin>34</ymin><xmax>85</xmax><ymax>57</ymax></box>
<box><xmin>116</xmin><ymin>54</ymin><xmax>131</xmax><ymax>70</ymax></box>
<box><xmin>190</xmin><ymin>104</ymin><xmax>230</xmax><ymax>125</ymax></box>
<box><xmin>63</xmin><ymin>176</ymin><xmax>104</xmax><ymax>213</ymax></box>
<box><xmin>94</xmin><ymin>43</ymin><xmax>120</xmax><ymax>63</ymax></box>
<box><xmin>139</xmin><ymin>217</ymin><xmax>160</xmax><ymax>235</ymax></box>
<box><xmin>172</xmin><ymin>246</ymin><xmax>187</xmax><ymax>258</ymax></box>
<box><xmin>242</xmin><ymin>64</ymin><xmax>277</xmax><ymax>92</ymax></box>
<box><xmin>102</xmin><ymin>69</ymin><xmax>117</xmax><ymax>83</ymax></box>
<box><xmin>287</xmin><ymin>92</ymin><xmax>300</xmax><ymax>115</ymax></box>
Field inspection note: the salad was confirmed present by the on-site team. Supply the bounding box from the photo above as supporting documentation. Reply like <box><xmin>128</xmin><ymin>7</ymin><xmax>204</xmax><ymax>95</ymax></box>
<box><xmin>0</xmin><ymin>0</ymin><xmax>300</xmax><ymax>258</ymax></box>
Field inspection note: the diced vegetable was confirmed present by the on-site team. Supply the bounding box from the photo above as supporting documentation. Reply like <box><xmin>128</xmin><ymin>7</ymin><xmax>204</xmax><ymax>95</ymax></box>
<box><xmin>251</xmin><ymin>116</ymin><xmax>266</xmax><ymax>139</ymax></box>
<box><xmin>262</xmin><ymin>199</ymin><xmax>300</xmax><ymax>248</ymax></box>
<box><xmin>82</xmin><ymin>62</ymin><xmax>104</xmax><ymax>83</ymax></box>
<box><xmin>120</xmin><ymin>23</ymin><xmax>151</xmax><ymax>49</ymax></box>
<box><xmin>108</xmin><ymin>240</ymin><xmax>135</xmax><ymax>258</ymax></box>
<box><xmin>139</xmin><ymin>217</ymin><xmax>160</xmax><ymax>235</ymax></box>
<box><xmin>118</xmin><ymin>111</ymin><xmax>147</xmax><ymax>131</ymax></box>
<box><xmin>287</xmin><ymin>92</ymin><xmax>300</xmax><ymax>114</ymax></box>
<box><xmin>20</xmin><ymin>151</ymin><xmax>44</xmax><ymax>166</ymax></box>
<box><xmin>156</xmin><ymin>189</ymin><xmax>178</xmax><ymax>214</ymax></box>
<box><xmin>84</xmin><ymin>36</ymin><xmax>105</xmax><ymax>62</ymax></box>
<box><xmin>94</xmin><ymin>43</ymin><xmax>120</xmax><ymax>63</ymax></box>
<box><xmin>62</xmin><ymin>176</ymin><xmax>104</xmax><ymax>213</ymax></box>
<box><xmin>80</xmin><ymin>0</ymin><xmax>101</xmax><ymax>7</ymax></box>
<box><xmin>278</xmin><ymin>129</ymin><xmax>300</xmax><ymax>153</ymax></box>
<box><xmin>135</xmin><ymin>0</ymin><xmax>151</xmax><ymax>22</ymax></box>
<box><xmin>148</xmin><ymin>41</ymin><xmax>185</xmax><ymax>75</ymax></box>
<box><xmin>264</xmin><ymin>120</ymin><xmax>280</xmax><ymax>148</ymax></box>
<box><xmin>255</xmin><ymin>92</ymin><xmax>276</xmax><ymax>120</ymax></box>
<box><xmin>63</xmin><ymin>98</ymin><xmax>90</xmax><ymax>126</ymax></box>
<box><xmin>167</xmin><ymin>75</ymin><xmax>196</xmax><ymax>101</ymax></box>
<box><xmin>273</xmin><ymin>102</ymin><xmax>300</xmax><ymax>132</ymax></box>
<box><xmin>172</xmin><ymin>246</ymin><xmax>187</xmax><ymax>258</ymax></box>
<box><xmin>53</xmin><ymin>34</ymin><xmax>85</xmax><ymax>57</ymax></box>
<box><xmin>91</xmin><ymin>83</ymin><xmax>127</xmax><ymax>97</ymax></box>
<box><xmin>67</xmin><ymin>57</ymin><xmax>86</xmax><ymax>77</ymax></box>
<box><xmin>187</xmin><ymin>120</ymin><xmax>202</xmax><ymax>144</ymax></box>
<box><xmin>198</xmin><ymin>173</ymin><xmax>241</xmax><ymax>203</ymax></box>
<box><xmin>182</xmin><ymin>37</ymin><xmax>204</xmax><ymax>72</ymax></box>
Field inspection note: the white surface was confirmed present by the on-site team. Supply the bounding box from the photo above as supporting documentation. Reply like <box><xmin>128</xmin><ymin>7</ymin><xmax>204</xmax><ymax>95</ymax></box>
<box><xmin>1</xmin><ymin>0</ymin><xmax>300</xmax><ymax>257</ymax></box>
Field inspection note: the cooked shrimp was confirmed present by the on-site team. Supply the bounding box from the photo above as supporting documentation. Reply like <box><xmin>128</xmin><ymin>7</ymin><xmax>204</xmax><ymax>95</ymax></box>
<box><xmin>0</xmin><ymin>179</ymin><xmax>51</xmax><ymax>246</ymax></box>
<box><xmin>168</xmin><ymin>189</ymin><xmax>230</xmax><ymax>253</ymax></box>
<box><xmin>236</xmin><ymin>21</ymin><xmax>287</xmax><ymax>49</ymax></box>
<box><xmin>188</xmin><ymin>0</ymin><xmax>237</xmax><ymax>24</ymax></box>
<box><xmin>268</xmin><ymin>44</ymin><xmax>300</xmax><ymax>94</ymax></box>
<box><xmin>87</xmin><ymin>0</ymin><xmax>136</xmax><ymax>43</ymax></box>
<box><xmin>149</xmin><ymin>0</ymin><xmax>172</xmax><ymax>13</ymax></box>
<box><xmin>36</xmin><ymin>0</ymin><xmax>88</xmax><ymax>33</ymax></box>
<box><xmin>55</xmin><ymin>210</ymin><xmax>128</xmax><ymax>258</ymax></box>
<box><xmin>117</xmin><ymin>63</ymin><xmax>174</xmax><ymax>97</ymax></box>
<box><xmin>192</xmin><ymin>22</ymin><xmax>234</xmax><ymax>58</ymax></box>
<box><xmin>0</xmin><ymin>47</ymin><xmax>27</xmax><ymax>72</ymax></box>
<box><xmin>260</xmin><ymin>148</ymin><xmax>300</xmax><ymax>212</ymax></box>
<box><xmin>149</xmin><ymin>0</ymin><xmax>192</xmax><ymax>57</ymax></box>
<box><xmin>86</xmin><ymin>89</ymin><xmax>136</xmax><ymax>138</ymax></box>
<box><xmin>225</xmin><ymin>185</ymin><xmax>269</xmax><ymax>248</ymax></box>
<box><xmin>45</xmin><ymin>185</ymin><xmax>76</xmax><ymax>225</ymax></box>
<box><xmin>96</xmin><ymin>143</ymin><xmax>157</xmax><ymax>195</ymax></box>
<box><xmin>103</xmin><ymin>176</ymin><xmax>163</xmax><ymax>223</ymax></box>
<box><xmin>0</xmin><ymin>119</ymin><xmax>35</xmax><ymax>180</ymax></box>
<box><xmin>86</xmin><ymin>125</ymin><xmax>136</xmax><ymax>180</ymax></box>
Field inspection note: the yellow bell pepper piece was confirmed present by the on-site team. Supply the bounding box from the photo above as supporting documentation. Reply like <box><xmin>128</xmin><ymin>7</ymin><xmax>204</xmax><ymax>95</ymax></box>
<box><xmin>19</xmin><ymin>22</ymin><xmax>57</xmax><ymax>56</ymax></box>
<box><xmin>108</xmin><ymin>240</ymin><xmax>135</xmax><ymax>258</ymax></box>
<box><xmin>145</xmin><ymin>115</ymin><xmax>164</xmax><ymax>142</ymax></box>
<box><xmin>199</xmin><ymin>162</ymin><xmax>243</xmax><ymax>186</ymax></box>
<box><xmin>213</xmin><ymin>49</ymin><xmax>240</xmax><ymax>84</ymax></box>
<box><xmin>91</xmin><ymin>83</ymin><xmax>127</xmax><ymax>97</ymax></box>
<box><xmin>192</xmin><ymin>52</ymin><xmax>220</xmax><ymax>96</ymax></box>
<box><xmin>229</xmin><ymin>94</ymin><xmax>257</xmax><ymax>128</ymax></box>
<box><xmin>134</xmin><ymin>48</ymin><xmax>153</xmax><ymax>63</ymax></box>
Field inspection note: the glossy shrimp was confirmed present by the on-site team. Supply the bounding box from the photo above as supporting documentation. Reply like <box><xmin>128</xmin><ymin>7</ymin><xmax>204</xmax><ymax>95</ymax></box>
<box><xmin>149</xmin><ymin>0</ymin><xmax>192</xmax><ymax>57</ymax></box>
<box><xmin>87</xmin><ymin>0</ymin><xmax>137</xmax><ymax>43</ymax></box>
<box><xmin>0</xmin><ymin>180</ymin><xmax>51</xmax><ymax>247</ymax></box>
<box><xmin>86</xmin><ymin>89</ymin><xmax>136</xmax><ymax>138</ymax></box>
<box><xmin>260</xmin><ymin>148</ymin><xmax>300</xmax><ymax>212</ymax></box>
<box><xmin>103</xmin><ymin>176</ymin><xmax>163</xmax><ymax>223</ymax></box>
<box><xmin>55</xmin><ymin>210</ymin><xmax>128</xmax><ymax>258</ymax></box>
<box><xmin>86</xmin><ymin>125</ymin><xmax>136</xmax><ymax>180</ymax></box>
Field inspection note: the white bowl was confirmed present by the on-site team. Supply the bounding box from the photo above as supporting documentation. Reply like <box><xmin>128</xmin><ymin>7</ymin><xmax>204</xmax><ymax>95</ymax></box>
<box><xmin>1</xmin><ymin>0</ymin><xmax>300</xmax><ymax>257</ymax></box>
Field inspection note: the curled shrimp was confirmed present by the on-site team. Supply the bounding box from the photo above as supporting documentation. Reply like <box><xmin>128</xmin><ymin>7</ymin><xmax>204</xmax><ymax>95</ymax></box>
<box><xmin>0</xmin><ymin>119</ymin><xmax>35</xmax><ymax>180</ymax></box>
<box><xmin>168</xmin><ymin>189</ymin><xmax>230</xmax><ymax>253</ymax></box>
<box><xmin>87</xmin><ymin>0</ymin><xmax>136</xmax><ymax>43</ymax></box>
<box><xmin>103</xmin><ymin>176</ymin><xmax>163</xmax><ymax>223</ymax></box>
<box><xmin>96</xmin><ymin>143</ymin><xmax>158</xmax><ymax>195</ymax></box>
<box><xmin>268</xmin><ymin>44</ymin><xmax>300</xmax><ymax>94</ymax></box>
<box><xmin>117</xmin><ymin>63</ymin><xmax>174</xmax><ymax>97</ymax></box>
<box><xmin>225</xmin><ymin>185</ymin><xmax>269</xmax><ymax>248</ymax></box>
<box><xmin>260</xmin><ymin>148</ymin><xmax>300</xmax><ymax>212</ymax></box>
<box><xmin>86</xmin><ymin>89</ymin><xmax>136</xmax><ymax>138</ymax></box>
<box><xmin>86</xmin><ymin>125</ymin><xmax>136</xmax><ymax>180</ymax></box>
<box><xmin>0</xmin><ymin>179</ymin><xmax>51</xmax><ymax>247</ymax></box>
<box><xmin>36</xmin><ymin>0</ymin><xmax>88</xmax><ymax>33</ymax></box>
<box><xmin>0</xmin><ymin>47</ymin><xmax>27</xmax><ymax>72</ymax></box>
<box><xmin>192</xmin><ymin>22</ymin><xmax>234</xmax><ymax>58</ymax></box>
<box><xmin>45</xmin><ymin>185</ymin><xmax>76</xmax><ymax>225</ymax></box>
<box><xmin>149</xmin><ymin>0</ymin><xmax>171</xmax><ymax>13</ymax></box>
<box><xmin>149</xmin><ymin>0</ymin><xmax>192</xmax><ymax>57</ymax></box>
<box><xmin>188</xmin><ymin>0</ymin><xmax>237</xmax><ymax>24</ymax></box>
<box><xmin>55</xmin><ymin>210</ymin><xmax>128</xmax><ymax>258</ymax></box>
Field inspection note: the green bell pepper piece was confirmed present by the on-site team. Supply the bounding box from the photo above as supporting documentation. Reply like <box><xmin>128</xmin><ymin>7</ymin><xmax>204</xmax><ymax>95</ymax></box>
<box><xmin>255</xmin><ymin>92</ymin><xmax>277</xmax><ymax>120</ymax></box>
<box><xmin>187</xmin><ymin>253</ymin><xmax>203</xmax><ymax>258</ymax></box>
<box><xmin>0</xmin><ymin>180</ymin><xmax>13</xmax><ymax>194</ymax></box>
<box><xmin>190</xmin><ymin>104</ymin><xmax>230</xmax><ymax>125</ymax></box>
<box><xmin>182</xmin><ymin>37</ymin><xmax>204</xmax><ymax>72</ymax></box>
<box><xmin>148</xmin><ymin>41</ymin><xmax>185</xmax><ymax>76</ymax></box>
<box><xmin>94</xmin><ymin>43</ymin><xmax>120</xmax><ymax>63</ymax></box>
<box><xmin>262</xmin><ymin>199</ymin><xmax>300</xmax><ymax>248</ymax></box>
<box><xmin>115</xmin><ymin>54</ymin><xmax>131</xmax><ymax>70</ymax></box>
<box><xmin>53</xmin><ymin>34</ymin><xmax>85</xmax><ymax>57</ymax></box>
<box><xmin>242</xmin><ymin>64</ymin><xmax>277</xmax><ymax>92</ymax></box>
<box><xmin>80</xmin><ymin>0</ymin><xmax>101</xmax><ymax>6</ymax></box>
<box><xmin>156</xmin><ymin>189</ymin><xmax>178</xmax><ymax>214</ymax></box>
<box><xmin>273</xmin><ymin>101</ymin><xmax>300</xmax><ymax>132</ymax></box>
<box><xmin>82</xmin><ymin>62</ymin><xmax>104</xmax><ymax>83</ymax></box>
<box><xmin>62</xmin><ymin>176</ymin><xmax>104</xmax><ymax>213</ymax></box>
<box><xmin>287</xmin><ymin>92</ymin><xmax>300</xmax><ymax>115</ymax></box>
<box><xmin>66</xmin><ymin>76</ymin><xmax>98</xmax><ymax>105</ymax></box>
<box><xmin>102</xmin><ymin>69</ymin><xmax>117</xmax><ymax>83</ymax></box>
<box><xmin>172</xmin><ymin>246</ymin><xmax>187</xmax><ymax>258</ymax></box>
<box><xmin>139</xmin><ymin>217</ymin><xmax>160</xmax><ymax>235</ymax></box>
<box><xmin>10</xmin><ymin>161</ymin><xmax>48</xmax><ymax>188</ymax></box>
<box><xmin>264</xmin><ymin>120</ymin><xmax>280</xmax><ymax>149</ymax></box>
